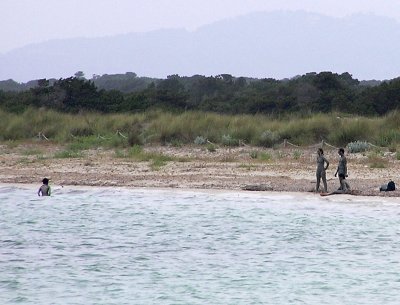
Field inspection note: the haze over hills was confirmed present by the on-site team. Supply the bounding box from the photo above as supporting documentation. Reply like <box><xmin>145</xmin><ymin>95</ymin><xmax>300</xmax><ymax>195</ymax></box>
<box><xmin>1</xmin><ymin>11</ymin><xmax>400</xmax><ymax>82</ymax></box>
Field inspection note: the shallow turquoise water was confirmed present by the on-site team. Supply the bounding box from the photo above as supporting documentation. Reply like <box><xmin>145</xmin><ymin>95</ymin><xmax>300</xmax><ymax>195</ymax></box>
<box><xmin>1</xmin><ymin>185</ymin><xmax>400</xmax><ymax>304</ymax></box>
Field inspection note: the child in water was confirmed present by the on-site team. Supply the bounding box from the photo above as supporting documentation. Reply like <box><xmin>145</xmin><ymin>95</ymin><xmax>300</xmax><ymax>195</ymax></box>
<box><xmin>38</xmin><ymin>178</ymin><xmax>51</xmax><ymax>196</ymax></box>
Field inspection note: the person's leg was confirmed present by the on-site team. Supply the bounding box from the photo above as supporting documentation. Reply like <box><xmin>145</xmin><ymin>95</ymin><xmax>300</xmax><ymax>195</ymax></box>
<box><xmin>316</xmin><ymin>171</ymin><xmax>321</xmax><ymax>192</ymax></box>
<box><xmin>338</xmin><ymin>176</ymin><xmax>344</xmax><ymax>190</ymax></box>
<box><xmin>340</xmin><ymin>177</ymin><xmax>350</xmax><ymax>191</ymax></box>
<box><xmin>321</xmin><ymin>171</ymin><xmax>327</xmax><ymax>192</ymax></box>
<box><xmin>344</xmin><ymin>180</ymin><xmax>351</xmax><ymax>191</ymax></box>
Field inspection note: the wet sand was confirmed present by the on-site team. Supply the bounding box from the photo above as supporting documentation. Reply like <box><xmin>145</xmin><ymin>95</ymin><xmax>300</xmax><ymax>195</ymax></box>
<box><xmin>1</xmin><ymin>143</ymin><xmax>399</xmax><ymax>197</ymax></box>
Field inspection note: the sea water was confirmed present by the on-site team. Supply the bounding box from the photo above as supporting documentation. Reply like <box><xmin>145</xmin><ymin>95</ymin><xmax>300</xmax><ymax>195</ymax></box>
<box><xmin>1</xmin><ymin>185</ymin><xmax>400</xmax><ymax>305</ymax></box>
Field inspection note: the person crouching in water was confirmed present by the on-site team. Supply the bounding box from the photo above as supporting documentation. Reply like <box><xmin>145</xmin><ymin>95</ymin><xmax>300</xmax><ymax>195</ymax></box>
<box><xmin>38</xmin><ymin>178</ymin><xmax>51</xmax><ymax>196</ymax></box>
<box><xmin>316</xmin><ymin>148</ymin><xmax>329</xmax><ymax>193</ymax></box>
<box><xmin>334</xmin><ymin>148</ymin><xmax>350</xmax><ymax>191</ymax></box>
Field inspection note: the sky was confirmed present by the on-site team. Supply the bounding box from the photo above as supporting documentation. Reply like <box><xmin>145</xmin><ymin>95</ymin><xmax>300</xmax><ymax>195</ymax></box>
<box><xmin>1</xmin><ymin>0</ymin><xmax>400</xmax><ymax>54</ymax></box>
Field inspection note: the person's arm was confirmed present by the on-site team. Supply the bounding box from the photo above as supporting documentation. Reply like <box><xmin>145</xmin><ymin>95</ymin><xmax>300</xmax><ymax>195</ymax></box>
<box><xmin>324</xmin><ymin>157</ymin><xmax>329</xmax><ymax>170</ymax></box>
<box><xmin>344</xmin><ymin>157</ymin><xmax>348</xmax><ymax>176</ymax></box>
<box><xmin>38</xmin><ymin>187</ymin><xmax>42</xmax><ymax>196</ymax></box>
<box><xmin>335</xmin><ymin>157</ymin><xmax>342</xmax><ymax>176</ymax></box>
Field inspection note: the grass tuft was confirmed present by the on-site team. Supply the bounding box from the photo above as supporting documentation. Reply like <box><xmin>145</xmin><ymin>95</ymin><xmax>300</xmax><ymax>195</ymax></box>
<box><xmin>367</xmin><ymin>153</ymin><xmax>388</xmax><ymax>168</ymax></box>
<box><xmin>54</xmin><ymin>150</ymin><xmax>83</xmax><ymax>158</ymax></box>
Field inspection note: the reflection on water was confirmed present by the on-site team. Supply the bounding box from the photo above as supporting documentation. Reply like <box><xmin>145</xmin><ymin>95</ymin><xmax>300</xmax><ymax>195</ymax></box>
<box><xmin>1</xmin><ymin>185</ymin><xmax>400</xmax><ymax>305</ymax></box>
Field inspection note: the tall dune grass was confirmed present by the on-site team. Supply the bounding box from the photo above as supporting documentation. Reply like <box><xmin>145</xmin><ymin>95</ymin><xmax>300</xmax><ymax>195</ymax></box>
<box><xmin>1</xmin><ymin>108</ymin><xmax>399</xmax><ymax>148</ymax></box>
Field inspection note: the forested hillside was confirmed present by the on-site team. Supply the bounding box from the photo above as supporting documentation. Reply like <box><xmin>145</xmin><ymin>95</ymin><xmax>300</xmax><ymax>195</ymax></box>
<box><xmin>0</xmin><ymin>71</ymin><xmax>399</xmax><ymax>116</ymax></box>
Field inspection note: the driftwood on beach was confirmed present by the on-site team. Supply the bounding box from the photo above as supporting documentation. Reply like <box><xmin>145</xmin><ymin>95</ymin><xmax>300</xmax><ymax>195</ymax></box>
<box><xmin>241</xmin><ymin>184</ymin><xmax>273</xmax><ymax>191</ymax></box>
<box><xmin>320</xmin><ymin>189</ymin><xmax>361</xmax><ymax>196</ymax></box>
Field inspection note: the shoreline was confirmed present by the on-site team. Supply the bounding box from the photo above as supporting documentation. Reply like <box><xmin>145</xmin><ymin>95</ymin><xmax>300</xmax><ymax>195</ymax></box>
<box><xmin>2</xmin><ymin>182</ymin><xmax>400</xmax><ymax>204</ymax></box>
<box><xmin>1</xmin><ymin>143</ymin><xmax>399</xmax><ymax>198</ymax></box>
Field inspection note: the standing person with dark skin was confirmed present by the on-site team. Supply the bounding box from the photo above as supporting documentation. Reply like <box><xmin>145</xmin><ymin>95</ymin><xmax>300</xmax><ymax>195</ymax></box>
<box><xmin>38</xmin><ymin>178</ymin><xmax>51</xmax><ymax>196</ymax></box>
<box><xmin>334</xmin><ymin>148</ymin><xmax>349</xmax><ymax>191</ymax></box>
<box><xmin>316</xmin><ymin>148</ymin><xmax>329</xmax><ymax>193</ymax></box>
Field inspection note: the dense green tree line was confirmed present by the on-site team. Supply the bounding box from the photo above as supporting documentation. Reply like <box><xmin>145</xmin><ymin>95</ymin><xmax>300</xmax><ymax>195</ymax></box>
<box><xmin>0</xmin><ymin>72</ymin><xmax>399</xmax><ymax>115</ymax></box>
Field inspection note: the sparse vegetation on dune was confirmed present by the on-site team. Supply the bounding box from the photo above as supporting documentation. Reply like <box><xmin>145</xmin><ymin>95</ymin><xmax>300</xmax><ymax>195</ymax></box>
<box><xmin>1</xmin><ymin>109</ymin><xmax>400</xmax><ymax>150</ymax></box>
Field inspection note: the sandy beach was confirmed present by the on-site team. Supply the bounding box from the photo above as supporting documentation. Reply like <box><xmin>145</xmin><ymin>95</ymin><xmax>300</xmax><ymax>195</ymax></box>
<box><xmin>0</xmin><ymin>142</ymin><xmax>399</xmax><ymax>197</ymax></box>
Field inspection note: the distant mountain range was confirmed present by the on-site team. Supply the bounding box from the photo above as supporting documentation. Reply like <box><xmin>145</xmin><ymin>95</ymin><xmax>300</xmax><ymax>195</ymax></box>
<box><xmin>1</xmin><ymin>11</ymin><xmax>400</xmax><ymax>82</ymax></box>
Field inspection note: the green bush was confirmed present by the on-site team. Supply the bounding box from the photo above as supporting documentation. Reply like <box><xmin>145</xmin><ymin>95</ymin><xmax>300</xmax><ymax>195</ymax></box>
<box><xmin>258</xmin><ymin>152</ymin><xmax>272</xmax><ymax>161</ymax></box>
<box><xmin>207</xmin><ymin>143</ymin><xmax>216</xmax><ymax>152</ymax></box>
<box><xmin>221</xmin><ymin>134</ymin><xmax>239</xmax><ymax>146</ymax></box>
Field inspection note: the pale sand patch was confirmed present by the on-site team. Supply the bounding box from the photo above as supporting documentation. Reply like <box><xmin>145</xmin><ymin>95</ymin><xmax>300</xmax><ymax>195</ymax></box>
<box><xmin>0</xmin><ymin>143</ymin><xmax>399</xmax><ymax>197</ymax></box>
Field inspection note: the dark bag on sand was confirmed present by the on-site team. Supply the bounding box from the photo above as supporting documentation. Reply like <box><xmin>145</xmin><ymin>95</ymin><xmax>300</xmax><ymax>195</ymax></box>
<box><xmin>387</xmin><ymin>180</ymin><xmax>396</xmax><ymax>191</ymax></box>
<box><xmin>380</xmin><ymin>180</ymin><xmax>395</xmax><ymax>192</ymax></box>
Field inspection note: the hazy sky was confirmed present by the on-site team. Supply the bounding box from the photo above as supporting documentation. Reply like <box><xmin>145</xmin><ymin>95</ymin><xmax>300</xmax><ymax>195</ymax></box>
<box><xmin>1</xmin><ymin>0</ymin><xmax>400</xmax><ymax>53</ymax></box>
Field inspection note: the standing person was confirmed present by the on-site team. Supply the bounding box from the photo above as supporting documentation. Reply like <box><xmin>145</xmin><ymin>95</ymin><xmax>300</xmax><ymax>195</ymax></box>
<box><xmin>316</xmin><ymin>148</ymin><xmax>329</xmax><ymax>193</ymax></box>
<box><xmin>334</xmin><ymin>148</ymin><xmax>349</xmax><ymax>191</ymax></box>
<box><xmin>38</xmin><ymin>178</ymin><xmax>51</xmax><ymax>196</ymax></box>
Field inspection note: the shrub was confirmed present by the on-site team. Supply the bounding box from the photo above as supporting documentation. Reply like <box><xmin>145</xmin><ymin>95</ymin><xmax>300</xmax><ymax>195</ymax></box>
<box><xmin>150</xmin><ymin>158</ymin><xmax>167</xmax><ymax>170</ymax></box>
<box><xmin>293</xmin><ymin>150</ymin><xmax>302</xmax><ymax>160</ymax></box>
<box><xmin>127</xmin><ymin>145</ymin><xmax>144</xmax><ymax>159</ymax></box>
<box><xmin>127</xmin><ymin>122</ymin><xmax>144</xmax><ymax>146</ymax></box>
<box><xmin>258</xmin><ymin>152</ymin><xmax>272</xmax><ymax>161</ymax></box>
<box><xmin>170</xmin><ymin>139</ymin><xmax>183</xmax><ymax>147</ymax></box>
<box><xmin>206</xmin><ymin>143</ymin><xmax>216</xmax><ymax>152</ymax></box>
<box><xmin>128</xmin><ymin>132</ymin><xmax>143</xmax><ymax>146</ymax></box>
<box><xmin>221</xmin><ymin>134</ymin><xmax>239</xmax><ymax>146</ymax></box>
<box><xmin>258</xmin><ymin>130</ymin><xmax>280</xmax><ymax>147</ymax></box>
<box><xmin>114</xmin><ymin>149</ymin><xmax>126</xmax><ymax>158</ymax></box>
<box><xmin>250</xmin><ymin>151</ymin><xmax>258</xmax><ymax>159</ymax></box>
<box><xmin>194</xmin><ymin>136</ymin><xmax>207</xmax><ymax>145</ymax></box>
<box><xmin>108</xmin><ymin>135</ymin><xmax>128</xmax><ymax>148</ymax></box>
<box><xmin>347</xmin><ymin>141</ymin><xmax>370</xmax><ymax>153</ymax></box>
<box><xmin>149</xmin><ymin>153</ymin><xmax>174</xmax><ymax>170</ymax></box>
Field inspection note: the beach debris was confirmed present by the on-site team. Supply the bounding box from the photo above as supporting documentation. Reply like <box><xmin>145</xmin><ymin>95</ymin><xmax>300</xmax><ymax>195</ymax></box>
<box><xmin>241</xmin><ymin>184</ymin><xmax>273</xmax><ymax>191</ymax></box>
